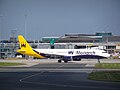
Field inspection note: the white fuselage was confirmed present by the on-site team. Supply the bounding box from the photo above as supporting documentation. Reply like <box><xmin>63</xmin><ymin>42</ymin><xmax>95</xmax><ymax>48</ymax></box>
<box><xmin>34</xmin><ymin>48</ymin><xmax>110</xmax><ymax>59</ymax></box>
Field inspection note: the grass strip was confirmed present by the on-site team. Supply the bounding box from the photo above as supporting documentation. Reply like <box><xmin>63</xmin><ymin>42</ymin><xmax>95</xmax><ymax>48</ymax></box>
<box><xmin>0</xmin><ymin>62</ymin><xmax>25</xmax><ymax>66</ymax></box>
<box><xmin>88</xmin><ymin>71</ymin><xmax>120</xmax><ymax>82</ymax></box>
<box><xmin>95</xmin><ymin>63</ymin><xmax>120</xmax><ymax>69</ymax></box>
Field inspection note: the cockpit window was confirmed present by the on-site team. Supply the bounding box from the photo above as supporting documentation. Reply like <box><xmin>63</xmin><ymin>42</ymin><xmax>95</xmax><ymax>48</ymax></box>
<box><xmin>102</xmin><ymin>50</ymin><xmax>107</xmax><ymax>53</ymax></box>
<box><xmin>102</xmin><ymin>52</ymin><xmax>107</xmax><ymax>53</ymax></box>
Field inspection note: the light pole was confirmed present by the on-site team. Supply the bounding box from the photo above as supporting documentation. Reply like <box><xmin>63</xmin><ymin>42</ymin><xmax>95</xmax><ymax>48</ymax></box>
<box><xmin>11</xmin><ymin>29</ymin><xmax>17</xmax><ymax>42</ymax></box>
<box><xmin>106</xmin><ymin>32</ymin><xmax>109</xmax><ymax>53</ymax></box>
<box><xmin>0</xmin><ymin>14</ymin><xmax>3</xmax><ymax>59</ymax></box>
<box><xmin>11</xmin><ymin>29</ymin><xmax>17</xmax><ymax>37</ymax></box>
<box><xmin>0</xmin><ymin>14</ymin><xmax>3</xmax><ymax>43</ymax></box>
<box><xmin>24</xmin><ymin>14</ymin><xmax>27</xmax><ymax>38</ymax></box>
<box><xmin>11</xmin><ymin>29</ymin><xmax>17</xmax><ymax>58</ymax></box>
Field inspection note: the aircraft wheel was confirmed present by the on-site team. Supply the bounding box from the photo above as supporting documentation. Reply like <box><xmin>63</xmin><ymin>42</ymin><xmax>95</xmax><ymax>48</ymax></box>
<box><xmin>58</xmin><ymin>60</ymin><xmax>62</xmax><ymax>63</ymax></box>
<box><xmin>64</xmin><ymin>60</ymin><xmax>68</xmax><ymax>63</ymax></box>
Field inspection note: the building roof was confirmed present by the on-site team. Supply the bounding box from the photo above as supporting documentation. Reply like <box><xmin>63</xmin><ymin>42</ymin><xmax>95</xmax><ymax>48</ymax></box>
<box><xmin>58</xmin><ymin>37</ymin><xmax>95</xmax><ymax>43</ymax></box>
<box><xmin>41</xmin><ymin>33</ymin><xmax>120</xmax><ymax>43</ymax></box>
<box><xmin>103</xmin><ymin>36</ymin><xmax>120</xmax><ymax>42</ymax></box>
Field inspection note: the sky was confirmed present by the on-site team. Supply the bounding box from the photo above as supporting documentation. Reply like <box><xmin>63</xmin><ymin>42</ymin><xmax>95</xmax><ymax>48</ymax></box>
<box><xmin>0</xmin><ymin>0</ymin><xmax>120</xmax><ymax>40</ymax></box>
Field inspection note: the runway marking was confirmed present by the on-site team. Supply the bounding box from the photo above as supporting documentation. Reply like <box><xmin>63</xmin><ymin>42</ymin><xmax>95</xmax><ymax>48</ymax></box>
<box><xmin>19</xmin><ymin>72</ymin><xmax>119</xmax><ymax>90</ymax></box>
<box><xmin>19</xmin><ymin>67</ymin><xmax>80</xmax><ymax>83</ymax></box>
<box><xmin>19</xmin><ymin>72</ymin><xmax>45</xmax><ymax>82</ymax></box>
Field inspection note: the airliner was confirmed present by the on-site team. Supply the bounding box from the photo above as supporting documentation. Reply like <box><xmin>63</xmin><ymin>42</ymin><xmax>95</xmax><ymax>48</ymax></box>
<box><xmin>17</xmin><ymin>35</ymin><xmax>110</xmax><ymax>63</ymax></box>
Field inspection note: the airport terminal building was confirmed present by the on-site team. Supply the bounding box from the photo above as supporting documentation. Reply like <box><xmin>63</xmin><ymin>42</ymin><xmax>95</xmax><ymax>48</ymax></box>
<box><xmin>41</xmin><ymin>32</ymin><xmax>120</xmax><ymax>52</ymax></box>
<box><xmin>0</xmin><ymin>32</ymin><xmax>120</xmax><ymax>59</ymax></box>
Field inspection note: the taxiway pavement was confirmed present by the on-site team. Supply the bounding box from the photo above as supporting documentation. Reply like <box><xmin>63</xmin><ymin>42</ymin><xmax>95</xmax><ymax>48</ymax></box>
<box><xmin>0</xmin><ymin>59</ymin><xmax>120</xmax><ymax>90</ymax></box>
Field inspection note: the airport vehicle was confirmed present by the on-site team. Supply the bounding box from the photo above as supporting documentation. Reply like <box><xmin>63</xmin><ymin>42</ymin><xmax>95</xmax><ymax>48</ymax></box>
<box><xmin>17</xmin><ymin>35</ymin><xmax>110</xmax><ymax>63</ymax></box>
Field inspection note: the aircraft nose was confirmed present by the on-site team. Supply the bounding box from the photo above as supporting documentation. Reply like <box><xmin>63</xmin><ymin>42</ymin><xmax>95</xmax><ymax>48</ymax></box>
<box><xmin>106</xmin><ymin>53</ymin><xmax>111</xmax><ymax>58</ymax></box>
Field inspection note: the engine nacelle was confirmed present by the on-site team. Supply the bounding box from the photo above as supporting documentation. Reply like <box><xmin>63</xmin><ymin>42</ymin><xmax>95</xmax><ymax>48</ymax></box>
<box><xmin>63</xmin><ymin>56</ymin><xmax>72</xmax><ymax>61</ymax></box>
<box><xmin>73</xmin><ymin>57</ymin><xmax>81</xmax><ymax>61</ymax></box>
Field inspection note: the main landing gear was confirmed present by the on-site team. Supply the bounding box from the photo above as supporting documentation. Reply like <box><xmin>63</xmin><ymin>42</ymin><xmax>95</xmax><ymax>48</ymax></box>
<box><xmin>58</xmin><ymin>59</ymin><xmax>68</xmax><ymax>63</ymax></box>
<box><xmin>58</xmin><ymin>59</ymin><xmax>62</xmax><ymax>63</ymax></box>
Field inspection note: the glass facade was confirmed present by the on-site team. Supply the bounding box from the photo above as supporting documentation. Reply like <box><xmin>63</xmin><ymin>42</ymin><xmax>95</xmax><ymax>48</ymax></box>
<box><xmin>0</xmin><ymin>43</ymin><xmax>19</xmax><ymax>59</ymax></box>
<box><xmin>96</xmin><ymin>32</ymin><xmax>112</xmax><ymax>36</ymax></box>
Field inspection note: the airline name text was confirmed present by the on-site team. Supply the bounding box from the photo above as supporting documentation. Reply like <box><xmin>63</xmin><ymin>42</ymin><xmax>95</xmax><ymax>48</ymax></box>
<box><xmin>76</xmin><ymin>51</ymin><xmax>95</xmax><ymax>55</ymax></box>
